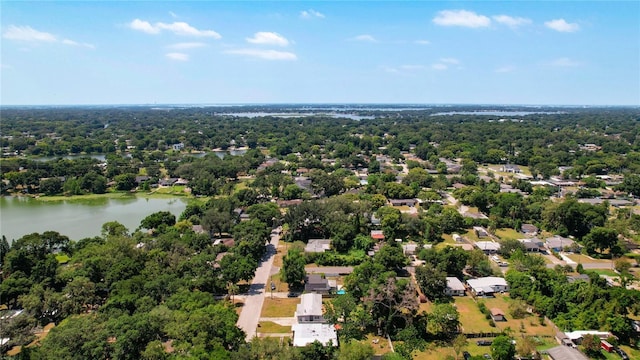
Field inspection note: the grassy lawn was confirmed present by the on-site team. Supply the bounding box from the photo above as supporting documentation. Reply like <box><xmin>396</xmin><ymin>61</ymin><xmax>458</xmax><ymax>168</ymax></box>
<box><xmin>268</xmin><ymin>273</ymin><xmax>290</xmax><ymax>293</ymax></box>
<box><xmin>462</xmin><ymin>229</ymin><xmax>481</xmax><ymax>242</ymax></box>
<box><xmin>589</xmin><ymin>269</ymin><xmax>620</xmax><ymax>277</ymax></box>
<box><xmin>261</xmin><ymin>298</ymin><xmax>299</xmax><ymax>318</ymax></box>
<box><xmin>495</xmin><ymin>228</ymin><xmax>522</xmax><ymax>241</ymax></box>
<box><xmin>55</xmin><ymin>254</ymin><xmax>70</xmax><ymax>264</ymax></box>
<box><xmin>481</xmin><ymin>295</ymin><xmax>554</xmax><ymax>336</ymax></box>
<box><xmin>153</xmin><ymin>185</ymin><xmax>187</xmax><ymax>195</ymax></box>
<box><xmin>566</xmin><ymin>254</ymin><xmax>612</xmax><ymax>264</ymax></box>
<box><xmin>257</xmin><ymin>321</ymin><xmax>292</xmax><ymax>334</ymax></box>
<box><xmin>358</xmin><ymin>334</ymin><xmax>392</xmax><ymax>356</ymax></box>
<box><xmin>36</xmin><ymin>191</ymin><xmax>196</xmax><ymax>202</ymax></box>
<box><xmin>454</xmin><ymin>297</ymin><xmax>494</xmax><ymax>333</ymax></box>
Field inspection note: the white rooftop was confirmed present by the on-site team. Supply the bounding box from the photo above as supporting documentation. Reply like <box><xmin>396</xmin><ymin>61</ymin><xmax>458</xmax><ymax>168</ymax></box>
<box><xmin>292</xmin><ymin>323</ymin><xmax>337</xmax><ymax>347</ymax></box>
<box><xmin>296</xmin><ymin>293</ymin><xmax>323</xmax><ymax>318</ymax></box>
<box><xmin>565</xmin><ymin>330</ymin><xmax>612</xmax><ymax>340</ymax></box>
<box><xmin>467</xmin><ymin>277</ymin><xmax>508</xmax><ymax>290</ymax></box>
<box><xmin>475</xmin><ymin>241</ymin><xmax>501</xmax><ymax>251</ymax></box>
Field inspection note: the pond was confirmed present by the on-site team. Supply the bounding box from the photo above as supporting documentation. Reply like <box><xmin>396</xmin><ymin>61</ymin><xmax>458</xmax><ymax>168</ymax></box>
<box><xmin>0</xmin><ymin>195</ymin><xmax>188</xmax><ymax>242</ymax></box>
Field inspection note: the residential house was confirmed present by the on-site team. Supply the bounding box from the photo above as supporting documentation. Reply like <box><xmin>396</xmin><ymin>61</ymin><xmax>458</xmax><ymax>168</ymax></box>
<box><xmin>473</xmin><ymin>226</ymin><xmax>489</xmax><ymax>238</ymax></box>
<box><xmin>566</xmin><ymin>274</ymin><xmax>590</xmax><ymax>284</ymax></box>
<box><xmin>402</xmin><ymin>243</ymin><xmax>418</xmax><ymax>256</ymax></box>
<box><xmin>564</xmin><ymin>331</ymin><xmax>613</xmax><ymax>345</ymax></box>
<box><xmin>545</xmin><ymin>236</ymin><xmax>577</xmax><ymax>252</ymax></box>
<box><xmin>389</xmin><ymin>199</ymin><xmax>417</xmax><ymax>207</ymax></box>
<box><xmin>466</xmin><ymin>277</ymin><xmax>509</xmax><ymax>297</ymax></box>
<box><xmin>555</xmin><ymin>331</ymin><xmax>576</xmax><ymax>347</ymax></box>
<box><xmin>370</xmin><ymin>230</ymin><xmax>385</xmax><ymax>241</ymax></box>
<box><xmin>295</xmin><ymin>293</ymin><xmax>325</xmax><ymax>323</ymax></box>
<box><xmin>519</xmin><ymin>238</ymin><xmax>543</xmax><ymax>252</ymax></box>
<box><xmin>521</xmin><ymin>224</ymin><xmax>539</xmax><ymax>235</ymax></box>
<box><xmin>475</xmin><ymin>241</ymin><xmax>501</xmax><ymax>254</ymax></box>
<box><xmin>171</xmin><ymin>143</ymin><xmax>185</xmax><ymax>151</ymax></box>
<box><xmin>304</xmin><ymin>274</ymin><xmax>334</xmax><ymax>294</ymax></box>
<box><xmin>502</xmin><ymin>164</ymin><xmax>522</xmax><ymax>173</ymax></box>
<box><xmin>445</xmin><ymin>277</ymin><xmax>466</xmax><ymax>296</ymax></box>
<box><xmin>305</xmin><ymin>239</ymin><xmax>332</xmax><ymax>253</ymax></box>
<box><xmin>292</xmin><ymin>293</ymin><xmax>338</xmax><ymax>347</ymax></box>
<box><xmin>547</xmin><ymin>346</ymin><xmax>588</xmax><ymax>360</ymax></box>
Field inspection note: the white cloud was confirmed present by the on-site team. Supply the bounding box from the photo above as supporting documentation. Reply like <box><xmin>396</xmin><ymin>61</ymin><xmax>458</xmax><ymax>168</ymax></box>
<box><xmin>440</xmin><ymin>58</ymin><xmax>460</xmax><ymax>65</ymax></box>
<box><xmin>545</xmin><ymin>19</ymin><xmax>580</xmax><ymax>32</ymax></box>
<box><xmin>224</xmin><ymin>48</ymin><xmax>297</xmax><ymax>61</ymax></box>
<box><xmin>128</xmin><ymin>19</ymin><xmax>221</xmax><ymax>38</ymax></box>
<box><xmin>129</xmin><ymin>19</ymin><xmax>160</xmax><ymax>34</ymax></box>
<box><xmin>433</xmin><ymin>10</ymin><xmax>491</xmax><ymax>28</ymax></box>
<box><xmin>400</xmin><ymin>65</ymin><xmax>425</xmax><ymax>70</ymax></box>
<box><xmin>351</xmin><ymin>34</ymin><xmax>377</xmax><ymax>42</ymax></box>
<box><xmin>431</xmin><ymin>63</ymin><xmax>448</xmax><ymax>71</ymax></box>
<box><xmin>493</xmin><ymin>15</ymin><xmax>532</xmax><ymax>28</ymax></box>
<box><xmin>549</xmin><ymin>57</ymin><xmax>581</xmax><ymax>67</ymax></box>
<box><xmin>246</xmin><ymin>32</ymin><xmax>289</xmax><ymax>46</ymax></box>
<box><xmin>300</xmin><ymin>9</ymin><xmax>325</xmax><ymax>19</ymax></box>
<box><xmin>62</xmin><ymin>39</ymin><xmax>95</xmax><ymax>49</ymax></box>
<box><xmin>3</xmin><ymin>25</ymin><xmax>94</xmax><ymax>48</ymax></box>
<box><xmin>415</xmin><ymin>39</ymin><xmax>430</xmax><ymax>45</ymax></box>
<box><xmin>495</xmin><ymin>65</ymin><xmax>516</xmax><ymax>73</ymax></box>
<box><xmin>166</xmin><ymin>52</ymin><xmax>189</xmax><ymax>61</ymax></box>
<box><xmin>3</xmin><ymin>25</ymin><xmax>57</xmax><ymax>42</ymax></box>
<box><xmin>167</xmin><ymin>42</ymin><xmax>207</xmax><ymax>50</ymax></box>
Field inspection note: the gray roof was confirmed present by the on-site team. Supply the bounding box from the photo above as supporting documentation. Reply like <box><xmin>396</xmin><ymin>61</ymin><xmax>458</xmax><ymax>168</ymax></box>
<box><xmin>305</xmin><ymin>239</ymin><xmax>331</xmax><ymax>253</ymax></box>
<box><xmin>546</xmin><ymin>346</ymin><xmax>588</xmax><ymax>360</ymax></box>
<box><xmin>446</xmin><ymin>277</ymin><xmax>466</xmax><ymax>291</ymax></box>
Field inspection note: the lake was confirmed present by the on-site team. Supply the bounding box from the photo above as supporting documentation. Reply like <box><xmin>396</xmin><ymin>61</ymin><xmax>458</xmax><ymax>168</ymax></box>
<box><xmin>0</xmin><ymin>196</ymin><xmax>188</xmax><ymax>242</ymax></box>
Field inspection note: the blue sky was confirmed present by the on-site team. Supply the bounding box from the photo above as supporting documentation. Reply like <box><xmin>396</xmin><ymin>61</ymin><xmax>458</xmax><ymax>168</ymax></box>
<box><xmin>2</xmin><ymin>1</ymin><xmax>639</xmax><ymax>105</ymax></box>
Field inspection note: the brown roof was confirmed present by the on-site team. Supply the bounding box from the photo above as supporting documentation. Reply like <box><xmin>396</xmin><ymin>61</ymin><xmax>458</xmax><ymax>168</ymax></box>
<box><xmin>490</xmin><ymin>308</ymin><xmax>504</xmax><ymax>316</ymax></box>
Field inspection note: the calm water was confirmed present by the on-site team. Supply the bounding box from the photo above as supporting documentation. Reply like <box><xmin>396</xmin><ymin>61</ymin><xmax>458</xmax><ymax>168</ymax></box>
<box><xmin>0</xmin><ymin>196</ymin><xmax>187</xmax><ymax>242</ymax></box>
<box><xmin>430</xmin><ymin>111</ymin><xmax>565</xmax><ymax>116</ymax></box>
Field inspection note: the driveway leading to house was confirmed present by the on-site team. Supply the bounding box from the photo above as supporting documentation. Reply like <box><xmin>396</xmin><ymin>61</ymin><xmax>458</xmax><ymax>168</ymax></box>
<box><xmin>236</xmin><ymin>229</ymin><xmax>281</xmax><ymax>342</ymax></box>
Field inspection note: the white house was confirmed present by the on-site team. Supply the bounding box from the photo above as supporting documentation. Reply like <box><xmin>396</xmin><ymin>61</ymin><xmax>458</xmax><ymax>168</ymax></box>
<box><xmin>467</xmin><ymin>277</ymin><xmax>509</xmax><ymax>296</ymax></box>
<box><xmin>305</xmin><ymin>239</ymin><xmax>332</xmax><ymax>253</ymax></box>
<box><xmin>292</xmin><ymin>293</ymin><xmax>338</xmax><ymax>347</ymax></box>
<box><xmin>445</xmin><ymin>277</ymin><xmax>466</xmax><ymax>296</ymax></box>
<box><xmin>475</xmin><ymin>241</ymin><xmax>501</xmax><ymax>254</ymax></box>
<box><xmin>295</xmin><ymin>293</ymin><xmax>325</xmax><ymax>323</ymax></box>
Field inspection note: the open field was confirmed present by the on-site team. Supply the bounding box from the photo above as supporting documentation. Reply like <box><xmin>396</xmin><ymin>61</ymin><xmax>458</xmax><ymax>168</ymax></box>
<box><xmin>480</xmin><ymin>295</ymin><xmax>554</xmax><ymax>336</ymax></box>
<box><xmin>34</xmin><ymin>191</ymin><xmax>198</xmax><ymax>202</ymax></box>
<box><xmin>261</xmin><ymin>298</ymin><xmax>299</xmax><ymax>318</ymax></box>
<box><xmin>454</xmin><ymin>297</ymin><xmax>494</xmax><ymax>333</ymax></box>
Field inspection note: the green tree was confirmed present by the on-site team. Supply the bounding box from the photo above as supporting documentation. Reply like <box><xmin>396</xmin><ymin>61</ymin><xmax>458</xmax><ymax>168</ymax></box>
<box><xmin>491</xmin><ymin>335</ymin><xmax>515</xmax><ymax>360</ymax></box>
<box><xmin>114</xmin><ymin>173</ymin><xmax>137</xmax><ymax>191</ymax></box>
<box><xmin>415</xmin><ymin>263</ymin><xmax>447</xmax><ymax>301</ymax></box>
<box><xmin>140</xmin><ymin>211</ymin><xmax>176</xmax><ymax>230</ymax></box>
<box><xmin>281</xmin><ymin>248</ymin><xmax>306</xmax><ymax>288</ymax></box>
<box><xmin>428</xmin><ymin>303</ymin><xmax>460</xmax><ymax>338</ymax></box>
<box><xmin>336</xmin><ymin>340</ymin><xmax>374</xmax><ymax>360</ymax></box>
<box><xmin>452</xmin><ymin>334</ymin><xmax>468</xmax><ymax>360</ymax></box>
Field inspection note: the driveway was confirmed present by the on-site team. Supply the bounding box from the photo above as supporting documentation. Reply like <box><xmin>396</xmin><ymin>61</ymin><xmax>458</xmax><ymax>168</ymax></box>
<box><xmin>236</xmin><ymin>229</ymin><xmax>281</xmax><ymax>341</ymax></box>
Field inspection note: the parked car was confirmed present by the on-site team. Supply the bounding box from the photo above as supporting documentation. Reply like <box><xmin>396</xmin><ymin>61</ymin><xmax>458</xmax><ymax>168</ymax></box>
<box><xmin>477</xmin><ymin>340</ymin><xmax>492</xmax><ymax>346</ymax></box>
<box><xmin>614</xmin><ymin>347</ymin><xmax>630</xmax><ymax>360</ymax></box>
<box><xmin>483</xmin><ymin>354</ymin><xmax>492</xmax><ymax>359</ymax></box>
<box><xmin>462</xmin><ymin>351</ymin><xmax>471</xmax><ymax>360</ymax></box>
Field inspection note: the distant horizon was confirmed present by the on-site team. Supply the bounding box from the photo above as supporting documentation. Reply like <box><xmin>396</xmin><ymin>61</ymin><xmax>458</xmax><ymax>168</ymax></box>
<box><xmin>1</xmin><ymin>102</ymin><xmax>639</xmax><ymax>108</ymax></box>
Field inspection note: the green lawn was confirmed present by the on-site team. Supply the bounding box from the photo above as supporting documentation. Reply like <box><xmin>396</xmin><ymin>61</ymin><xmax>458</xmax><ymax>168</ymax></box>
<box><xmin>454</xmin><ymin>297</ymin><xmax>494</xmax><ymax>333</ymax></box>
<box><xmin>481</xmin><ymin>295</ymin><xmax>555</xmax><ymax>336</ymax></box>
<box><xmin>495</xmin><ymin>228</ymin><xmax>522</xmax><ymax>241</ymax></box>
<box><xmin>260</xmin><ymin>298</ymin><xmax>299</xmax><ymax>318</ymax></box>
<box><xmin>257</xmin><ymin>321</ymin><xmax>291</xmax><ymax>334</ymax></box>
<box><xmin>55</xmin><ymin>254</ymin><xmax>70</xmax><ymax>264</ymax></box>
<box><xmin>589</xmin><ymin>269</ymin><xmax>620</xmax><ymax>277</ymax></box>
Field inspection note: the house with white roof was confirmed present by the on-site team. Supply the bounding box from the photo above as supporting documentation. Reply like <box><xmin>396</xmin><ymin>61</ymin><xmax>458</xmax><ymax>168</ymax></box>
<box><xmin>475</xmin><ymin>241</ymin><xmax>501</xmax><ymax>254</ymax></box>
<box><xmin>445</xmin><ymin>277</ymin><xmax>466</xmax><ymax>296</ymax></box>
<box><xmin>466</xmin><ymin>277</ymin><xmax>509</xmax><ymax>296</ymax></box>
<box><xmin>292</xmin><ymin>293</ymin><xmax>337</xmax><ymax>347</ymax></box>
<box><xmin>305</xmin><ymin>239</ymin><xmax>332</xmax><ymax>253</ymax></box>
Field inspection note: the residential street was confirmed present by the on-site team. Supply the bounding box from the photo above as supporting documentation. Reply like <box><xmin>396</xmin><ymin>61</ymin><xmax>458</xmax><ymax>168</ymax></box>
<box><xmin>236</xmin><ymin>229</ymin><xmax>281</xmax><ymax>342</ymax></box>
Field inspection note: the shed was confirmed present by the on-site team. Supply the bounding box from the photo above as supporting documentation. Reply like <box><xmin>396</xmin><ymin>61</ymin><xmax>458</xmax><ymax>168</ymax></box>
<box><xmin>490</xmin><ymin>308</ymin><xmax>505</xmax><ymax>322</ymax></box>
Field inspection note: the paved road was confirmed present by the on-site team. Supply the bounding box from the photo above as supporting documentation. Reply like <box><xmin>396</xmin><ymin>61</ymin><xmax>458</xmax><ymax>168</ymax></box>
<box><xmin>236</xmin><ymin>229</ymin><xmax>281</xmax><ymax>342</ymax></box>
